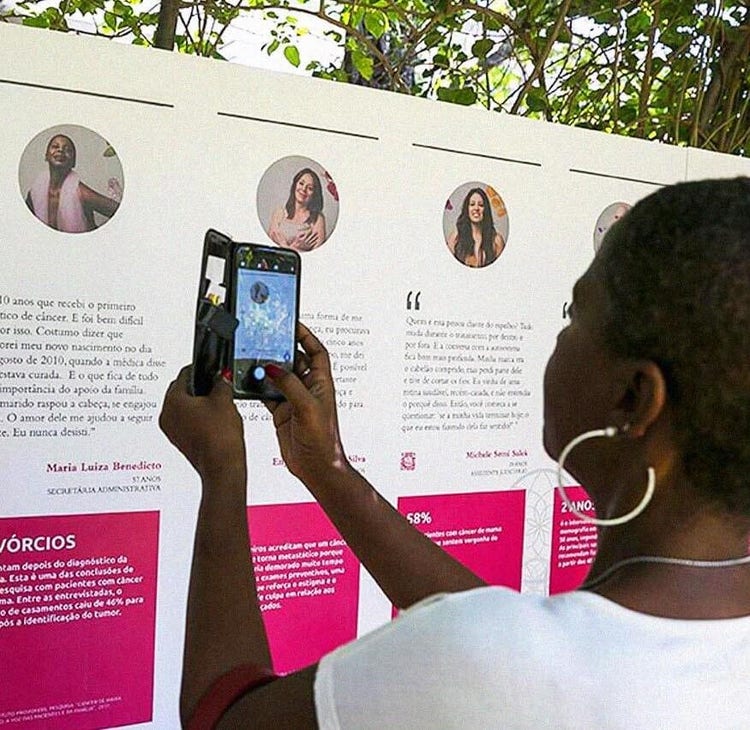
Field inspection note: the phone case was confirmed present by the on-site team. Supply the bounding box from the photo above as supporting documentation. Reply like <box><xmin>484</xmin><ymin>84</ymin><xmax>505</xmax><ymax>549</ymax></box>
<box><xmin>189</xmin><ymin>229</ymin><xmax>238</xmax><ymax>396</ymax></box>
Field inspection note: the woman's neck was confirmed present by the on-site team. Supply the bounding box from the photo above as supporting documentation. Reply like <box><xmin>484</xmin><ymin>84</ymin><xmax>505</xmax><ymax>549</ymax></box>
<box><xmin>586</xmin><ymin>507</ymin><xmax>750</xmax><ymax>618</ymax></box>
<box><xmin>49</xmin><ymin>166</ymin><xmax>71</xmax><ymax>189</ymax></box>
<box><xmin>589</xmin><ymin>561</ymin><xmax>750</xmax><ymax>619</ymax></box>
<box><xmin>292</xmin><ymin>203</ymin><xmax>309</xmax><ymax>221</ymax></box>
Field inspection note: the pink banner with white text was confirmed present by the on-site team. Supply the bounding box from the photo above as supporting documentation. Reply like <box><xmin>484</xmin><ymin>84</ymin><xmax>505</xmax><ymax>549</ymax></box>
<box><xmin>248</xmin><ymin>502</ymin><xmax>360</xmax><ymax>674</ymax></box>
<box><xmin>396</xmin><ymin>490</ymin><xmax>526</xmax><ymax>589</ymax></box>
<box><xmin>0</xmin><ymin>511</ymin><xmax>159</xmax><ymax>729</ymax></box>
<box><xmin>549</xmin><ymin>486</ymin><xmax>597</xmax><ymax>594</ymax></box>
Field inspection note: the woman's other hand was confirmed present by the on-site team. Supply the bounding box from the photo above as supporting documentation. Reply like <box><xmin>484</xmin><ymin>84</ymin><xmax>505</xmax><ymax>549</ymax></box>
<box><xmin>264</xmin><ymin>323</ymin><xmax>347</xmax><ymax>482</ymax></box>
<box><xmin>159</xmin><ymin>366</ymin><xmax>246</xmax><ymax>481</ymax></box>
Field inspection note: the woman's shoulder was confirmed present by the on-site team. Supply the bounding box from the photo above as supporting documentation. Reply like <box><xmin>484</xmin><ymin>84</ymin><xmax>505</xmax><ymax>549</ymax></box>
<box><xmin>400</xmin><ymin>585</ymin><xmax>750</xmax><ymax>638</ymax></box>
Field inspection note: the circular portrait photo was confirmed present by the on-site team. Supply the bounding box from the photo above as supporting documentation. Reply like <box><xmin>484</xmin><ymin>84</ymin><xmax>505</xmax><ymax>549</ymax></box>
<box><xmin>443</xmin><ymin>182</ymin><xmax>509</xmax><ymax>268</ymax></box>
<box><xmin>593</xmin><ymin>201</ymin><xmax>631</xmax><ymax>252</ymax></box>
<box><xmin>250</xmin><ymin>281</ymin><xmax>269</xmax><ymax>304</ymax></box>
<box><xmin>257</xmin><ymin>155</ymin><xmax>340</xmax><ymax>252</ymax></box>
<box><xmin>18</xmin><ymin>124</ymin><xmax>124</xmax><ymax>234</ymax></box>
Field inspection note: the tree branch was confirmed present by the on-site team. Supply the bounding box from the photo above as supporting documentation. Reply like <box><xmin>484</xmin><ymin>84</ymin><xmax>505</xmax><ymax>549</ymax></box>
<box><xmin>509</xmin><ymin>0</ymin><xmax>572</xmax><ymax>115</ymax></box>
<box><xmin>154</xmin><ymin>0</ymin><xmax>181</xmax><ymax>49</ymax></box>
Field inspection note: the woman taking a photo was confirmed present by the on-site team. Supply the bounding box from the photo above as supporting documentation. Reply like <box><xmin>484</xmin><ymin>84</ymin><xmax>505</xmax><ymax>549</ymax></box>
<box><xmin>162</xmin><ymin>177</ymin><xmax>750</xmax><ymax>729</ymax></box>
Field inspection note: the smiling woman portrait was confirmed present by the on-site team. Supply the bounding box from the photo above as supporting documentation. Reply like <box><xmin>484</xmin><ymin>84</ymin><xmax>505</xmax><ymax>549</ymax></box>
<box><xmin>20</xmin><ymin>126</ymin><xmax>123</xmax><ymax>234</ymax></box>
<box><xmin>257</xmin><ymin>155</ymin><xmax>340</xmax><ymax>253</ymax></box>
<box><xmin>268</xmin><ymin>168</ymin><xmax>326</xmax><ymax>251</ymax></box>
<box><xmin>161</xmin><ymin>177</ymin><xmax>750</xmax><ymax>729</ymax></box>
<box><xmin>444</xmin><ymin>182</ymin><xmax>509</xmax><ymax>268</ymax></box>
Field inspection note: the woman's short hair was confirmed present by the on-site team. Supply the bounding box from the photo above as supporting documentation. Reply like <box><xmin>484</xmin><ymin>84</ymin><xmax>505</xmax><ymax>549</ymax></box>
<box><xmin>598</xmin><ymin>177</ymin><xmax>750</xmax><ymax>515</ymax></box>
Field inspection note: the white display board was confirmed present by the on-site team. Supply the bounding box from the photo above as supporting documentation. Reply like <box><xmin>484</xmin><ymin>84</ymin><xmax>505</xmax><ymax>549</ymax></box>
<box><xmin>1</xmin><ymin>24</ymin><xmax>748</xmax><ymax>729</ymax></box>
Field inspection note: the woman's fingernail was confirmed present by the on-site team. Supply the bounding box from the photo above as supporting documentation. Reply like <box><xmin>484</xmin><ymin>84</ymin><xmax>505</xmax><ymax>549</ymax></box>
<box><xmin>265</xmin><ymin>363</ymin><xmax>284</xmax><ymax>378</ymax></box>
<box><xmin>221</xmin><ymin>368</ymin><xmax>233</xmax><ymax>383</ymax></box>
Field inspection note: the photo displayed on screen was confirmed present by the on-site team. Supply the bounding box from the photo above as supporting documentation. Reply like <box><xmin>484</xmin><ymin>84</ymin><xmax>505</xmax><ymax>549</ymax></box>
<box><xmin>232</xmin><ymin>246</ymin><xmax>298</xmax><ymax>397</ymax></box>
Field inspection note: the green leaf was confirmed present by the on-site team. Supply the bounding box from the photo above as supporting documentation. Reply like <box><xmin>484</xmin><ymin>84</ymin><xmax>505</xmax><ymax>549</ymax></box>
<box><xmin>352</xmin><ymin>49</ymin><xmax>374</xmax><ymax>79</ymax></box>
<box><xmin>437</xmin><ymin>87</ymin><xmax>477</xmax><ymax>105</ymax></box>
<box><xmin>525</xmin><ymin>86</ymin><xmax>547</xmax><ymax>112</ymax></box>
<box><xmin>626</xmin><ymin>9</ymin><xmax>652</xmax><ymax>36</ymax></box>
<box><xmin>471</xmin><ymin>38</ymin><xmax>494</xmax><ymax>59</ymax></box>
<box><xmin>433</xmin><ymin>53</ymin><xmax>449</xmax><ymax>69</ymax></box>
<box><xmin>424</xmin><ymin>29</ymin><xmax>442</xmax><ymax>48</ymax></box>
<box><xmin>23</xmin><ymin>15</ymin><xmax>50</xmax><ymax>27</ymax></box>
<box><xmin>284</xmin><ymin>45</ymin><xmax>300</xmax><ymax>67</ymax></box>
<box><xmin>618</xmin><ymin>104</ymin><xmax>638</xmax><ymax>124</ymax></box>
<box><xmin>363</xmin><ymin>10</ymin><xmax>388</xmax><ymax>39</ymax></box>
<box><xmin>267</xmin><ymin>38</ymin><xmax>280</xmax><ymax>55</ymax></box>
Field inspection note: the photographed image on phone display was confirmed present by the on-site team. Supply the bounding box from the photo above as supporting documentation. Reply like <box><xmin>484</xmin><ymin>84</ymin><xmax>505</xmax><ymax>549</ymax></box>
<box><xmin>231</xmin><ymin>244</ymin><xmax>300</xmax><ymax>399</ymax></box>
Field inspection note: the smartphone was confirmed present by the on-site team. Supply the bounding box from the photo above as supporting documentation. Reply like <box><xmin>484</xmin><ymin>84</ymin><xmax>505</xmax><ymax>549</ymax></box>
<box><xmin>230</xmin><ymin>243</ymin><xmax>300</xmax><ymax>400</ymax></box>
<box><xmin>190</xmin><ymin>229</ymin><xmax>235</xmax><ymax>397</ymax></box>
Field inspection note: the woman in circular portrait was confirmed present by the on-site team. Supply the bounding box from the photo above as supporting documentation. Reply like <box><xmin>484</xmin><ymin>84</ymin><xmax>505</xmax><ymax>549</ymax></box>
<box><xmin>593</xmin><ymin>202</ymin><xmax>631</xmax><ymax>252</ymax></box>
<box><xmin>258</xmin><ymin>156</ymin><xmax>339</xmax><ymax>253</ymax></box>
<box><xmin>445</xmin><ymin>184</ymin><xmax>507</xmax><ymax>268</ymax></box>
<box><xmin>20</xmin><ymin>125</ymin><xmax>123</xmax><ymax>234</ymax></box>
<box><xmin>268</xmin><ymin>168</ymin><xmax>326</xmax><ymax>251</ymax></box>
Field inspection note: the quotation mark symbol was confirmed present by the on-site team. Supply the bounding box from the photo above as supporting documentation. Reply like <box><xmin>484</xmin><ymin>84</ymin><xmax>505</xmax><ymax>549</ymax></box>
<box><xmin>406</xmin><ymin>291</ymin><xmax>421</xmax><ymax>311</ymax></box>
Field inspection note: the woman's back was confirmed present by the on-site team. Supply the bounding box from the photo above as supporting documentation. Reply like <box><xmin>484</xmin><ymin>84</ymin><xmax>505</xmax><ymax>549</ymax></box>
<box><xmin>316</xmin><ymin>587</ymin><xmax>750</xmax><ymax>729</ymax></box>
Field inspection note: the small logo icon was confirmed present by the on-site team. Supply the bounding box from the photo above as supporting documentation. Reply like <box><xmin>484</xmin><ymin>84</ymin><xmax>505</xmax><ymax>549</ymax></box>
<box><xmin>400</xmin><ymin>451</ymin><xmax>416</xmax><ymax>471</ymax></box>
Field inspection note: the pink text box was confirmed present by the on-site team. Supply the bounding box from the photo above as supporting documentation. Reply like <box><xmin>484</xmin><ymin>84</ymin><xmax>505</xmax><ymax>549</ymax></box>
<box><xmin>397</xmin><ymin>490</ymin><xmax>526</xmax><ymax>590</ymax></box>
<box><xmin>0</xmin><ymin>511</ymin><xmax>159</xmax><ymax>730</ymax></box>
<box><xmin>248</xmin><ymin>502</ymin><xmax>359</xmax><ymax>674</ymax></box>
<box><xmin>549</xmin><ymin>486</ymin><xmax>597</xmax><ymax>594</ymax></box>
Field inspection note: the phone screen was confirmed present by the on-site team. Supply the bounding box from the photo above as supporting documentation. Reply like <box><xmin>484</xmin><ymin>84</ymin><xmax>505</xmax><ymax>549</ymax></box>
<box><xmin>232</xmin><ymin>244</ymin><xmax>299</xmax><ymax>399</ymax></box>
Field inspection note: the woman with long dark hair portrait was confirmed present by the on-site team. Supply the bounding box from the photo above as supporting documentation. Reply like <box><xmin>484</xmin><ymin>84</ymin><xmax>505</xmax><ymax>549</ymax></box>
<box><xmin>447</xmin><ymin>187</ymin><xmax>505</xmax><ymax>267</ymax></box>
<box><xmin>268</xmin><ymin>168</ymin><xmax>327</xmax><ymax>252</ymax></box>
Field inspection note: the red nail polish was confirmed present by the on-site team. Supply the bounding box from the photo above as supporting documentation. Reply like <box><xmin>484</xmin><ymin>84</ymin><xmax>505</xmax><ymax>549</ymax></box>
<box><xmin>265</xmin><ymin>363</ymin><xmax>284</xmax><ymax>378</ymax></box>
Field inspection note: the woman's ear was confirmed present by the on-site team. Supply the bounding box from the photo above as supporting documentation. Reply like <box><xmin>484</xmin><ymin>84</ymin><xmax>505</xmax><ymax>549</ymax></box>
<box><xmin>609</xmin><ymin>361</ymin><xmax>667</xmax><ymax>437</ymax></box>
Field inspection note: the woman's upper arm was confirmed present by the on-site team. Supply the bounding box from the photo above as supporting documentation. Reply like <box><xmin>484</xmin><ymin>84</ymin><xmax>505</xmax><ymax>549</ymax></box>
<box><xmin>216</xmin><ymin>664</ymin><xmax>319</xmax><ymax>730</ymax></box>
<box><xmin>495</xmin><ymin>233</ymin><xmax>505</xmax><ymax>256</ymax></box>
<box><xmin>78</xmin><ymin>183</ymin><xmax>120</xmax><ymax>217</ymax></box>
<box><xmin>268</xmin><ymin>209</ymin><xmax>286</xmax><ymax>245</ymax></box>
<box><xmin>447</xmin><ymin>231</ymin><xmax>458</xmax><ymax>253</ymax></box>
<box><xmin>312</xmin><ymin>215</ymin><xmax>326</xmax><ymax>248</ymax></box>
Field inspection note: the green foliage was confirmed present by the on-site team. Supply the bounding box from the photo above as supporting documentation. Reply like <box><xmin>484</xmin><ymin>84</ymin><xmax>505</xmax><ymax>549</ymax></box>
<box><xmin>284</xmin><ymin>44</ymin><xmax>300</xmax><ymax>67</ymax></box>
<box><xmin>437</xmin><ymin>85</ymin><xmax>477</xmax><ymax>105</ymax></box>
<box><xmin>4</xmin><ymin>0</ymin><xmax>750</xmax><ymax>155</ymax></box>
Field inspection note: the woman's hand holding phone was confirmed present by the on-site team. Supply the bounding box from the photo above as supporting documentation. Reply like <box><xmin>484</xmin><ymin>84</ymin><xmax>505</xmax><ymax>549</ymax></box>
<box><xmin>264</xmin><ymin>323</ymin><xmax>349</xmax><ymax>483</ymax></box>
<box><xmin>161</xmin><ymin>366</ymin><xmax>246</xmax><ymax>485</ymax></box>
